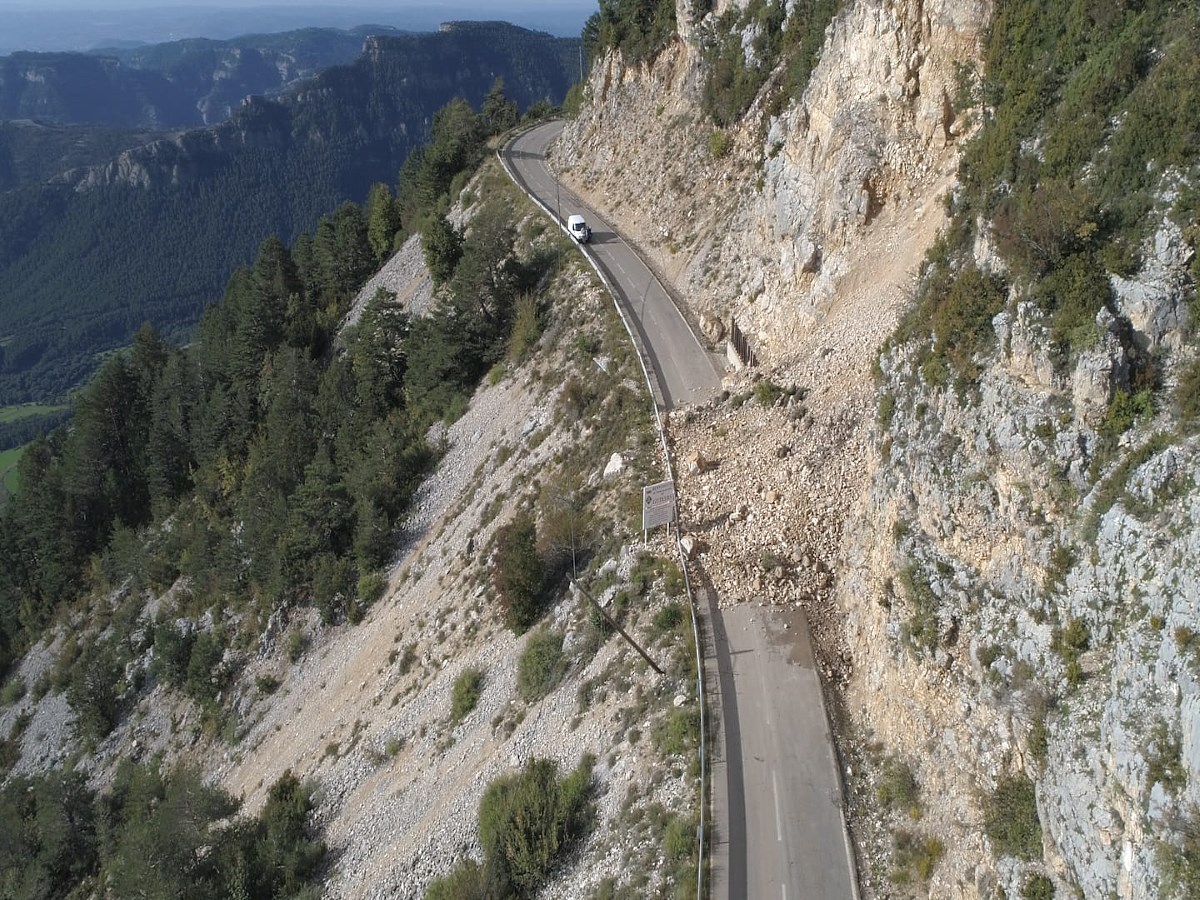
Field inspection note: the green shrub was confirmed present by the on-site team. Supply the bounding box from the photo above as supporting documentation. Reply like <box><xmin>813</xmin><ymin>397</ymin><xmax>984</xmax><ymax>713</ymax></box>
<box><xmin>0</xmin><ymin>762</ymin><xmax>325</xmax><ymax>899</ymax></box>
<box><xmin>892</xmin><ymin>0</ymin><xmax>1200</xmax><ymax>394</ymax></box>
<box><xmin>68</xmin><ymin>638</ymin><xmax>123</xmax><ymax>744</ymax></box>
<box><xmin>700</xmin><ymin>0</ymin><xmax>842</xmax><ymax>126</ymax></box>
<box><xmin>587</xmin><ymin>0</ymin><xmax>677</xmax><ymax>64</ymax></box>
<box><xmin>286</xmin><ymin>627</ymin><xmax>308</xmax><ymax>664</ymax></box>
<box><xmin>561</xmin><ymin>82</ymin><xmax>586</xmax><ymax>119</ymax></box>
<box><xmin>709</xmin><ymin>129</ymin><xmax>730</xmax><ymax>159</ymax></box>
<box><xmin>451</xmin><ymin>667</ymin><xmax>485</xmax><ymax>723</ymax></box>
<box><xmin>151</xmin><ymin>621</ymin><xmax>195</xmax><ymax>686</ymax></box>
<box><xmin>927</xmin><ymin>264</ymin><xmax>1008</xmax><ymax>383</ymax></box>
<box><xmin>255</xmin><ymin>674</ymin><xmax>281</xmax><ymax>695</ymax></box>
<box><xmin>753</xmin><ymin>379</ymin><xmax>783</xmax><ymax>407</ymax></box>
<box><xmin>1147</xmin><ymin>719</ymin><xmax>1186</xmax><ymax>792</ymax></box>
<box><xmin>1158</xmin><ymin>806</ymin><xmax>1200</xmax><ymax>900</ymax></box>
<box><xmin>1022</xmin><ymin>873</ymin><xmax>1055</xmax><ymax>900</ymax></box>
<box><xmin>425</xmin><ymin>859</ymin><xmax>505</xmax><ymax>900</ymax></box>
<box><xmin>1100</xmin><ymin>389</ymin><xmax>1154</xmax><ymax>442</ymax></box>
<box><xmin>653</xmin><ymin>602</ymin><xmax>685</xmax><ymax>633</ymax></box>
<box><xmin>1</xmin><ymin>675</ymin><xmax>26</xmax><ymax>707</ymax></box>
<box><xmin>1028</xmin><ymin>713</ymin><xmax>1049</xmax><ymax>766</ymax></box>
<box><xmin>653</xmin><ymin>705</ymin><xmax>700</xmax><ymax>758</ymax></box>
<box><xmin>357</xmin><ymin>571</ymin><xmax>387</xmax><ymax>607</ymax></box>
<box><xmin>662</xmin><ymin>561</ymin><xmax>685</xmax><ymax>598</ymax></box>
<box><xmin>517</xmin><ymin>630</ymin><xmax>568</xmax><ymax>703</ymax></box>
<box><xmin>983</xmin><ymin>773</ymin><xmax>1043</xmax><ymax>860</ymax></box>
<box><xmin>662</xmin><ymin>814</ymin><xmax>694</xmax><ymax>860</ymax></box>
<box><xmin>1051</xmin><ymin>618</ymin><xmax>1090</xmax><ymax>686</ymax></box>
<box><xmin>493</xmin><ymin>512</ymin><xmax>547</xmax><ymax>633</ymax></box>
<box><xmin>898</xmin><ymin>565</ymin><xmax>940</xmax><ymax>655</ymax></box>
<box><xmin>877</xmin><ymin>392</ymin><xmax>896</xmax><ymax>428</ymax></box>
<box><xmin>478</xmin><ymin>755</ymin><xmax>595</xmax><ymax>897</ymax></box>
<box><xmin>398</xmin><ymin>642</ymin><xmax>418</xmax><ymax>675</ymax></box>
<box><xmin>889</xmin><ymin>830</ymin><xmax>944</xmax><ymax>885</ymax></box>
<box><xmin>507</xmin><ymin>293</ymin><xmax>543</xmax><ymax>363</ymax></box>
<box><xmin>184</xmin><ymin>630</ymin><xmax>228</xmax><ymax>705</ymax></box>
<box><xmin>1045</xmin><ymin>544</ymin><xmax>1075</xmax><ymax>590</ymax></box>
<box><xmin>1179</xmin><ymin>358</ymin><xmax>1200</xmax><ymax>432</ymax></box>
<box><xmin>876</xmin><ymin>755</ymin><xmax>922</xmax><ymax>819</ymax></box>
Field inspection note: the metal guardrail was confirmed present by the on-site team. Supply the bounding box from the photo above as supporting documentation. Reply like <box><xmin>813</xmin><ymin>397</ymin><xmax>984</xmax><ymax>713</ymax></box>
<box><xmin>497</xmin><ymin>134</ymin><xmax>711</xmax><ymax>900</ymax></box>
<box><xmin>729</xmin><ymin>317</ymin><xmax>757</xmax><ymax>368</ymax></box>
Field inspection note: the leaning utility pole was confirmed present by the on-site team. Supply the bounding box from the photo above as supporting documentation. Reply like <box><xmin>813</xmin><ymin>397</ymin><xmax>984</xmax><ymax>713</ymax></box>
<box><xmin>571</xmin><ymin>580</ymin><xmax>664</xmax><ymax>676</ymax></box>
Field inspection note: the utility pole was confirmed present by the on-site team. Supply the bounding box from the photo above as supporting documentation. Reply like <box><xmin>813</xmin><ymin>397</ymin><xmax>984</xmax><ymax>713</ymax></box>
<box><xmin>555</xmin><ymin>170</ymin><xmax>562</xmax><ymax>226</ymax></box>
<box><xmin>572</xmin><ymin>580</ymin><xmax>664</xmax><ymax>675</ymax></box>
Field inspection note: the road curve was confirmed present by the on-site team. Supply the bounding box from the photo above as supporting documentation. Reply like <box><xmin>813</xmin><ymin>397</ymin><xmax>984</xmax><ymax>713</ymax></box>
<box><xmin>501</xmin><ymin>121</ymin><xmax>859</xmax><ymax>900</ymax></box>
<box><xmin>501</xmin><ymin>121</ymin><xmax>722</xmax><ymax>409</ymax></box>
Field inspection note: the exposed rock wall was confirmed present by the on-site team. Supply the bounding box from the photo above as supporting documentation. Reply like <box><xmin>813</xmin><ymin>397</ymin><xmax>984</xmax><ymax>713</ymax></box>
<box><xmin>843</xmin><ymin>211</ymin><xmax>1199</xmax><ymax>898</ymax></box>
<box><xmin>556</xmin><ymin>0</ymin><xmax>989</xmax><ymax>365</ymax></box>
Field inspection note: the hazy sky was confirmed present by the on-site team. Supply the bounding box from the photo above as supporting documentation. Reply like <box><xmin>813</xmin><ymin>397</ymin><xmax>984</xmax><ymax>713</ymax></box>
<box><xmin>0</xmin><ymin>0</ymin><xmax>597</xmax><ymax>51</ymax></box>
<box><xmin>0</xmin><ymin>0</ymin><xmax>595</xmax><ymax>9</ymax></box>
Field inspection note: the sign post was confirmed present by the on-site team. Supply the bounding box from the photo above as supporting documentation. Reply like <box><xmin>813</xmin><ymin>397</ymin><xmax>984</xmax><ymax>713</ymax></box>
<box><xmin>642</xmin><ymin>480</ymin><xmax>676</xmax><ymax>543</ymax></box>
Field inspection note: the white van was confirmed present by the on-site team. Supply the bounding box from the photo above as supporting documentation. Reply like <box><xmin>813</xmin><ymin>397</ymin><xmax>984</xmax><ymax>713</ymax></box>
<box><xmin>567</xmin><ymin>214</ymin><xmax>591</xmax><ymax>243</ymax></box>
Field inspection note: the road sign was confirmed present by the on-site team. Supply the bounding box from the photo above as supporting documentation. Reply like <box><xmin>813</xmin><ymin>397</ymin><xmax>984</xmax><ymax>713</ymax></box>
<box><xmin>642</xmin><ymin>480</ymin><xmax>676</xmax><ymax>531</ymax></box>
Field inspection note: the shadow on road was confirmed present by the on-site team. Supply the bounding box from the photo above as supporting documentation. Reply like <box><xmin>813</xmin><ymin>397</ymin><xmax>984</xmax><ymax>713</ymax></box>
<box><xmin>710</xmin><ymin>602</ymin><xmax>746</xmax><ymax>896</ymax></box>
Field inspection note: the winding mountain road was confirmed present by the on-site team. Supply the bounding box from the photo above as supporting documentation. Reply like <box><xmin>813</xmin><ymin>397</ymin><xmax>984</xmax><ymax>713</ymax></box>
<box><xmin>500</xmin><ymin>121</ymin><xmax>722</xmax><ymax>408</ymax></box>
<box><xmin>501</xmin><ymin>121</ymin><xmax>859</xmax><ymax>900</ymax></box>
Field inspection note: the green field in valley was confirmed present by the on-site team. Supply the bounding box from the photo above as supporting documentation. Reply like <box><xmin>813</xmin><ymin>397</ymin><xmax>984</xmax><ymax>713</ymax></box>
<box><xmin>0</xmin><ymin>403</ymin><xmax>68</xmax><ymax>424</ymax></box>
<box><xmin>0</xmin><ymin>444</ymin><xmax>23</xmax><ymax>496</ymax></box>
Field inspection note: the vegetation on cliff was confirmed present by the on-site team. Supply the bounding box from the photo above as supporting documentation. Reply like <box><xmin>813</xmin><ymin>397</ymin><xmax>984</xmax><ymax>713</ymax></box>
<box><xmin>584</xmin><ymin>0</ymin><xmax>678</xmax><ymax>64</ymax></box>
<box><xmin>699</xmin><ymin>0</ymin><xmax>843</xmax><ymax>127</ymax></box>
<box><xmin>897</xmin><ymin>0</ymin><xmax>1199</xmax><ymax>394</ymax></box>
<box><xmin>0</xmin><ymin>764</ymin><xmax>324</xmax><ymax>900</ymax></box>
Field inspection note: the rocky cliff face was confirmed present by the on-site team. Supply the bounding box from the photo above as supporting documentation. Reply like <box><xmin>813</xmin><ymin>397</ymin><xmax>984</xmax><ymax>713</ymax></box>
<box><xmin>845</xmin><ymin>205</ymin><xmax>1199</xmax><ymax>900</ymax></box>
<box><xmin>556</xmin><ymin>0</ymin><xmax>988</xmax><ymax>361</ymax></box>
<box><xmin>555</xmin><ymin>1</ymin><xmax>1200</xmax><ymax>897</ymax></box>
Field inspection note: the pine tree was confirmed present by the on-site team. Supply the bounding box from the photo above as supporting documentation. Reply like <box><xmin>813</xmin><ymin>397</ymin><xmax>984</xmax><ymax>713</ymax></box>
<box><xmin>366</xmin><ymin>182</ymin><xmax>402</xmax><ymax>261</ymax></box>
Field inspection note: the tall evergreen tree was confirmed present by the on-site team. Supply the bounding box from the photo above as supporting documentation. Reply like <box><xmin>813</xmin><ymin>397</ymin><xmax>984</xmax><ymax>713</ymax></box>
<box><xmin>366</xmin><ymin>182</ymin><xmax>402</xmax><ymax>262</ymax></box>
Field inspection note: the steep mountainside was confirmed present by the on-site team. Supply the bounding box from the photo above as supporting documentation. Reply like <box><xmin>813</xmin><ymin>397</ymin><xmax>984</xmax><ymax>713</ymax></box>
<box><xmin>0</xmin><ymin>157</ymin><xmax>703</xmax><ymax>900</ymax></box>
<box><xmin>0</xmin><ymin>22</ymin><xmax>580</xmax><ymax>404</ymax></box>
<box><xmin>556</xmin><ymin>0</ymin><xmax>1200</xmax><ymax>898</ymax></box>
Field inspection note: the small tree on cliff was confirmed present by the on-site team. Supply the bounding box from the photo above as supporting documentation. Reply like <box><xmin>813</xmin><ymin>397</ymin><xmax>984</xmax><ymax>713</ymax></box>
<box><xmin>492</xmin><ymin>512</ymin><xmax>546</xmax><ymax>633</ymax></box>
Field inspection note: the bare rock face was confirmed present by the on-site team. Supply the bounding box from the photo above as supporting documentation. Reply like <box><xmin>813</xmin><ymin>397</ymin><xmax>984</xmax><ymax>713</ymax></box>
<box><xmin>1111</xmin><ymin>213</ymin><xmax>1194</xmax><ymax>352</ymax></box>
<box><xmin>556</xmin><ymin>0</ymin><xmax>990</xmax><ymax>364</ymax></box>
<box><xmin>997</xmin><ymin>302</ymin><xmax>1057</xmax><ymax>390</ymax></box>
<box><xmin>1070</xmin><ymin>310</ymin><xmax>1129</xmax><ymax>427</ymax></box>
<box><xmin>699</xmin><ymin>312</ymin><xmax>726</xmax><ymax>343</ymax></box>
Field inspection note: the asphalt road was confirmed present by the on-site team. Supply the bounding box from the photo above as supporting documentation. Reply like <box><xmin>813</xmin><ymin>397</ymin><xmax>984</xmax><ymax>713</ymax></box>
<box><xmin>713</xmin><ymin>603</ymin><xmax>859</xmax><ymax>900</ymax></box>
<box><xmin>501</xmin><ymin>121</ymin><xmax>722</xmax><ymax>409</ymax></box>
<box><xmin>502</xmin><ymin>122</ymin><xmax>858</xmax><ymax>900</ymax></box>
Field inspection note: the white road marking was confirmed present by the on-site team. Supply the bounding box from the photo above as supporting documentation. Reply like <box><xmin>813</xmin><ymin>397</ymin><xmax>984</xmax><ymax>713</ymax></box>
<box><xmin>773</xmin><ymin>769</ymin><xmax>783</xmax><ymax>843</ymax></box>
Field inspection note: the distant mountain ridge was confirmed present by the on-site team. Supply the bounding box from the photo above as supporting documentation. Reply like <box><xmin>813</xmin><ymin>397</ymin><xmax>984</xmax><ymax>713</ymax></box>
<box><xmin>0</xmin><ymin>26</ymin><xmax>408</xmax><ymax>128</ymax></box>
<box><xmin>0</xmin><ymin>21</ymin><xmax>580</xmax><ymax>404</ymax></box>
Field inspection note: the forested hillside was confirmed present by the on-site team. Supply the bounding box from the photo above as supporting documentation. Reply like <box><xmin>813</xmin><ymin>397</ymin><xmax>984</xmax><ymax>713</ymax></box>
<box><xmin>0</xmin><ymin>21</ymin><xmax>579</xmax><ymax>405</ymax></box>
<box><xmin>0</xmin><ymin>88</ymin><xmax>532</xmax><ymax>715</ymax></box>
<box><xmin>0</xmin><ymin>120</ymin><xmax>168</xmax><ymax>190</ymax></box>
